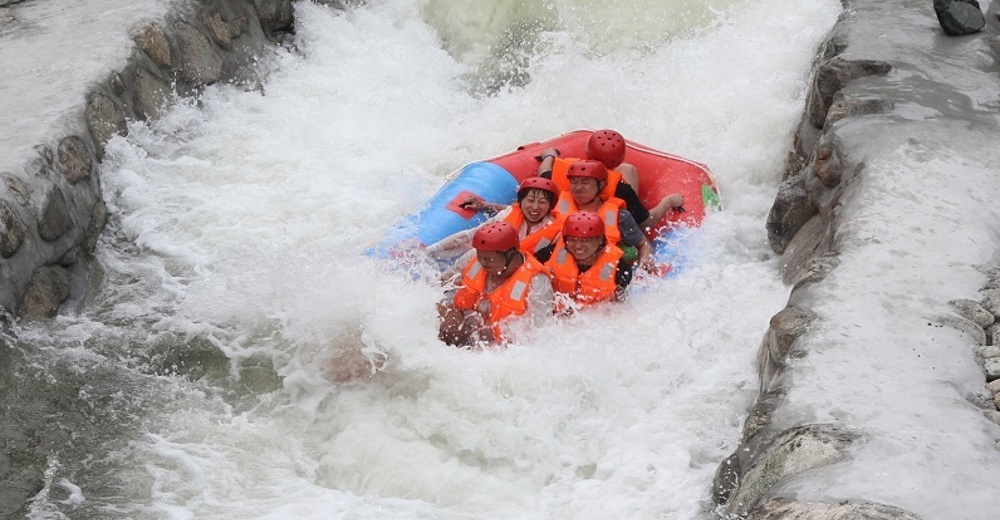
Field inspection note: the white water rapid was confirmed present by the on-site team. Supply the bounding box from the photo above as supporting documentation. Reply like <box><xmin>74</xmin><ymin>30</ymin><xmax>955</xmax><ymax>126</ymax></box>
<box><xmin>13</xmin><ymin>0</ymin><xmax>845</xmax><ymax>518</ymax></box>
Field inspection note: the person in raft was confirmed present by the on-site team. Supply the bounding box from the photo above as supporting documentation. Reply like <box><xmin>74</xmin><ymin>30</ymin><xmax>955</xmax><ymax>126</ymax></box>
<box><xmin>425</xmin><ymin>176</ymin><xmax>565</xmax><ymax>264</ymax></box>
<box><xmin>437</xmin><ymin>221</ymin><xmax>554</xmax><ymax>347</ymax></box>
<box><xmin>537</xmin><ymin>129</ymin><xmax>684</xmax><ymax>230</ymax></box>
<box><xmin>555</xmin><ymin>159</ymin><xmax>657</xmax><ymax>271</ymax></box>
<box><xmin>546</xmin><ymin>211</ymin><xmax>633</xmax><ymax>313</ymax></box>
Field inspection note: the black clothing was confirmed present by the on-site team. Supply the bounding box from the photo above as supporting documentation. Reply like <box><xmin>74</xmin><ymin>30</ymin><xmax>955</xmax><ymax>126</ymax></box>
<box><xmin>539</xmin><ymin>170</ymin><xmax>650</xmax><ymax>225</ymax></box>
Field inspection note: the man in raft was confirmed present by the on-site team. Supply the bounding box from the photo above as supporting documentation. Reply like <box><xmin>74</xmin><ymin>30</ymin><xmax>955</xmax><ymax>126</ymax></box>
<box><xmin>537</xmin><ymin>129</ymin><xmax>684</xmax><ymax>230</ymax></box>
<box><xmin>555</xmin><ymin>159</ymin><xmax>657</xmax><ymax>271</ymax></box>
<box><xmin>437</xmin><ymin>221</ymin><xmax>554</xmax><ymax>347</ymax></box>
<box><xmin>546</xmin><ymin>211</ymin><xmax>634</xmax><ymax>313</ymax></box>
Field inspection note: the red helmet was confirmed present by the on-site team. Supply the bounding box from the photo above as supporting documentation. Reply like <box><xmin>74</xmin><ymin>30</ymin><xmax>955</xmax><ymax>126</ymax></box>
<box><xmin>472</xmin><ymin>221</ymin><xmax>519</xmax><ymax>252</ymax></box>
<box><xmin>517</xmin><ymin>176</ymin><xmax>560</xmax><ymax>203</ymax></box>
<box><xmin>586</xmin><ymin>129</ymin><xmax>627</xmax><ymax>169</ymax></box>
<box><xmin>562</xmin><ymin>211</ymin><xmax>605</xmax><ymax>239</ymax></box>
<box><xmin>566</xmin><ymin>160</ymin><xmax>608</xmax><ymax>182</ymax></box>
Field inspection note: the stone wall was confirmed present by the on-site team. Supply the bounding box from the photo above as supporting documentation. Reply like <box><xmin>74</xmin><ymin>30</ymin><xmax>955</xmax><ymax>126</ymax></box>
<box><xmin>0</xmin><ymin>0</ymin><xmax>295</xmax><ymax>319</ymax></box>
<box><xmin>711</xmin><ymin>0</ymin><xmax>1000</xmax><ymax>518</ymax></box>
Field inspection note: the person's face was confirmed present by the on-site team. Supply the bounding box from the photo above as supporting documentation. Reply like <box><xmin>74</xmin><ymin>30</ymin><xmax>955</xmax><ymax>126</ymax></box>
<box><xmin>476</xmin><ymin>249</ymin><xmax>511</xmax><ymax>276</ymax></box>
<box><xmin>568</xmin><ymin>176</ymin><xmax>601</xmax><ymax>204</ymax></box>
<box><xmin>520</xmin><ymin>190</ymin><xmax>552</xmax><ymax>224</ymax></box>
<box><xmin>564</xmin><ymin>235</ymin><xmax>603</xmax><ymax>262</ymax></box>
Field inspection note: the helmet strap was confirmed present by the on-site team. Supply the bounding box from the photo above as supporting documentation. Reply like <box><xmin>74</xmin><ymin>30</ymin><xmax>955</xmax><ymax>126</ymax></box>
<box><xmin>503</xmin><ymin>249</ymin><xmax>519</xmax><ymax>269</ymax></box>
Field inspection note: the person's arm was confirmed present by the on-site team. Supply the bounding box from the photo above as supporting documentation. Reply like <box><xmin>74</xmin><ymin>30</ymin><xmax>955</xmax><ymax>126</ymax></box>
<box><xmin>618</xmin><ymin>210</ymin><xmax>654</xmax><ymax>270</ymax></box>
<box><xmin>459</xmin><ymin>194</ymin><xmax>507</xmax><ymax>214</ymax></box>
<box><xmin>425</xmin><ymin>228</ymin><xmax>477</xmax><ymax>257</ymax></box>
<box><xmin>426</xmin><ymin>207</ymin><xmax>514</xmax><ymax>258</ymax></box>
<box><xmin>524</xmin><ymin>272</ymin><xmax>555</xmax><ymax>324</ymax></box>
<box><xmin>614</xmin><ymin>181</ymin><xmax>651</xmax><ymax>226</ymax></box>
<box><xmin>614</xmin><ymin>257</ymin><xmax>634</xmax><ymax>301</ymax></box>
<box><xmin>641</xmin><ymin>193</ymin><xmax>684</xmax><ymax>229</ymax></box>
<box><xmin>536</xmin><ymin>147</ymin><xmax>559</xmax><ymax>178</ymax></box>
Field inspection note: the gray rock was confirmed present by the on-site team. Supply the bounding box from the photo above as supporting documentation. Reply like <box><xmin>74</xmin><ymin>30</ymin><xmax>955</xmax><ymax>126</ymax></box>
<box><xmin>742</xmin><ymin>387</ymin><xmax>787</xmax><ymax>442</ymax></box>
<box><xmin>56</xmin><ymin>135</ymin><xmax>93</xmax><ymax>184</ymax></box>
<box><xmin>83</xmin><ymin>198</ymin><xmax>107</xmax><ymax>253</ymax></box>
<box><xmin>780</xmin><ymin>215</ymin><xmax>831</xmax><ymax>285</ymax></box>
<box><xmin>938</xmin><ymin>314</ymin><xmax>987</xmax><ymax>345</ymax></box>
<box><xmin>975</xmin><ymin>345</ymin><xmax>1000</xmax><ymax>358</ymax></box>
<box><xmin>825</xmin><ymin>96</ymin><xmax>892</xmax><ymax>127</ymax></box>
<box><xmin>85</xmin><ymin>93</ymin><xmax>127</xmax><ymax>156</ymax></box>
<box><xmin>174</xmin><ymin>21</ymin><xmax>223</xmax><ymax>86</ymax></box>
<box><xmin>3</xmin><ymin>174</ymin><xmax>30</xmax><ymax>206</ymax></box>
<box><xmin>807</xmin><ymin>57</ymin><xmax>893</xmax><ymax>129</ymax></box>
<box><xmin>58</xmin><ymin>245</ymin><xmax>79</xmax><ymax>266</ymax></box>
<box><xmin>767</xmin><ymin>170</ymin><xmax>817</xmax><ymax>254</ymax></box>
<box><xmin>812</xmin><ymin>141</ymin><xmax>842</xmax><ymax>188</ymax></box>
<box><xmin>986</xmin><ymin>378</ymin><xmax>1000</xmax><ymax>393</ymax></box>
<box><xmin>37</xmin><ymin>186</ymin><xmax>72</xmax><ymax>242</ymax></box>
<box><xmin>725</xmin><ymin>425</ymin><xmax>862</xmax><ymax>519</ymax></box>
<box><xmin>204</xmin><ymin>11</ymin><xmax>247</xmax><ymax>48</ymax></box>
<box><xmin>135</xmin><ymin>23</ymin><xmax>172</xmax><ymax>68</ymax></box>
<box><xmin>19</xmin><ymin>265</ymin><xmax>71</xmax><ymax>318</ymax></box>
<box><xmin>791</xmin><ymin>252</ymin><xmax>840</xmax><ymax>292</ymax></box>
<box><xmin>748</xmin><ymin>498</ymin><xmax>921</xmax><ymax>520</ymax></box>
<box><xmin>981</xmin><ymin>287</ymin><xmax>1000</xmax><ymax>317</ymax></box>
<box><xmin>0</xmin><ymin>199</ymin><xmax>24</xmax><ymax>258</ymax></box>
<box><xmin>983</xmin><ymin>357</ymin><xmax>1000</xmax><ymax>381</ymax></box>
<box><xmin>934</xmin><ymin>0</ymin><xmax>986</xmax><ymax>36</ymax></box>
<box><xmin>950</xmin><ymin>298</ymin><xmax>995</xmax><ymax>328</ymax></box>
<box><xmin>132</xmin><ymin>67</ymin><xmax>173</xmax><ymax>121</ymax></box>
<box><xmin>766</xmin><ymin>306</ymin><xmax>817</xmax><ymax>368</ymax></box>
<box><xmin>255</xmin><ymin>0</ymin><xmax>293</xmax><ymax>35</ymax></box>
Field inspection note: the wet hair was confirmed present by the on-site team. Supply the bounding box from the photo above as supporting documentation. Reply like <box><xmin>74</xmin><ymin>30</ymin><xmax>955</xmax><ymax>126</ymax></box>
<box><xmin>516</xmin><ymin>187</ymin><xmax>556</xmax><ymax>207</ymax></box>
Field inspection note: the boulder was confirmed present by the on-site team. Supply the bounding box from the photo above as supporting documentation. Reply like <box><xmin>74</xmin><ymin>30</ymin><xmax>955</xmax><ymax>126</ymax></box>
<box><xmin>174</xmin><ymin>21</ymin><xmax>224</xmax><ymax>86</ymax></box>
<box><xmin>724</xmin><ymin>424</ymin><xmax>862</xmax><ymax>518</ymax></box>
<box><xmin>767</xmin><ymin>170</ymin><xmax>817</xmax><ymax>254</ymax></box>
<box><xmin>0</xmin><ymin>200</ymin><xmax>24</xmax><ymax>258</ymax></box>
<box><xmin>56</xmin><ymin>135</ymin><xmax>93</xmax><ymax>184</ymax></box>
<box><xmin>135</xmin><ymin>23</ymin><xmax>173</xmax><ymax>68</ymax></box>
<box><xmin>37</xmin><ymin>186</ymin><xmax>73</xmax><ymax>242</ymax></box>
<box><xmin>20</xmin><ymin>266</ymin><xmax>71</xmax><ymax>318</ymax></box>
<box><xmin>933</xmin><ymin>0</ymin><xmax>986</xmax><ymax>36</ymax></box>
<box><xmin>132</xmin><ymin>67</ymin><xmax>173</xmax><ymax>121</ymax></box>
<box><xmin>748</xmin><ymin>498</ymin><xmax>921</xmax><ymax>520</ymax></box>
<box><xmin>807</xmin><ymin>57</ymin><xmax>892</xmax><ymax>129</ymax></box>
<box><xmin>85</xmin><ymin>93</ymin><xmax>128</xmax><ymax>157</ymax></box>
<box><xmin>951</xmin><ymin>298</ymin><xmax>995</xmax><ymax>328</ymax></box>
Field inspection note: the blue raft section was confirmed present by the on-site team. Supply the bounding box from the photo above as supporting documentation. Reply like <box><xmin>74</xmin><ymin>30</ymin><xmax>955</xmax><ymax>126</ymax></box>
<box><xmin>366</xmin><ymin>162</ymin><xmax>520</xmax><ymax>258</ymax></box>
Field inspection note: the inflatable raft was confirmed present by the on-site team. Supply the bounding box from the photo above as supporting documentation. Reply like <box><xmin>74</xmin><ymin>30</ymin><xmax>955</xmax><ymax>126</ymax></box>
<box><xmin>369</xmin><ymin>129</ymin><xmax>720</xmax><ymax>274</ymax></box>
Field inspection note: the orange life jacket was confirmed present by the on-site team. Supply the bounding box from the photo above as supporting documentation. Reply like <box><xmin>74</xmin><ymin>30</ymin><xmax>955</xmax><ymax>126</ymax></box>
<box><xmin>550</xmin><ymin>156</ymin><xmax>623</xmax><ymax>202</ymax></box>
<box><xmin>502</xmin><ymin>205</ymin><xmax>566</xmax><ymax>258</ymax></box>
<box><xmin>554</xmin><ymin>193</ymin><xmax>625</xmax><ymax>246</ymax></box>
<box><xmin>453</xmin><ymin>254</ymin><xmax>547</xmax><ymax>341</ymax></box>
<box><xmin>546</xmin><ymin>240</ymin><xmax>624</xmax><ymax>307</ymax></box>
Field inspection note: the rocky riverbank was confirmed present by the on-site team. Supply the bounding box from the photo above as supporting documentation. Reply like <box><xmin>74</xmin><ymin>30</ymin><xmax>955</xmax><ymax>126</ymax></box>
<box><xmin>711</xmin><ymin>0</ymin><xmax>1000</xmax><ymax>518</ymax></box>
<box><xmin>0</xmin><ymin>0</ymin><xmax>295</xmax><ymax>319</ymax></box>
<box><xmin>0</xmin><ymin>0</ymin><xmax>302</xmax><ymax>517</ymax></box>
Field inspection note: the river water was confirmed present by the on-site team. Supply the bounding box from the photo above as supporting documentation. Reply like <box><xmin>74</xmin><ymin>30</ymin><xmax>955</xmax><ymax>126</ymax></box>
<box><xmin>4</xmin><ymin>0</ymin><xmax>842</xmax><ymax>518</ymax></box>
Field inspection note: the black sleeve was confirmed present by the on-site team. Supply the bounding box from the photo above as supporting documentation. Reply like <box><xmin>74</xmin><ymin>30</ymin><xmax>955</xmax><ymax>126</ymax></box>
<box><xmin>533</xmin><ymin>243</ymin><xmax>556</xmax><ymax>264</ymax></box>
<box><xmin>614</xmin><ymin>181</ymin><xmax>651</xmax><ymax>225</ymax></box>
<box><xmin>539</xmin><ymin>170</ymin><xmax>552</xmax><ymax>179</ymax></box>
<box><xmin>616</xmin><ymin>257</ymin><xmax>633</xmax><ymax>290</ymax></box>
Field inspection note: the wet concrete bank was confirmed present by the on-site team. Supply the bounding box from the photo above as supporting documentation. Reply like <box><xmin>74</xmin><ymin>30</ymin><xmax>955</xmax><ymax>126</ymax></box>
<box><xmin>712</xmin><ymin>0</ymin><xmax>1000</xmax><ymax>518</ymax></box>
